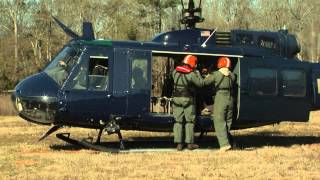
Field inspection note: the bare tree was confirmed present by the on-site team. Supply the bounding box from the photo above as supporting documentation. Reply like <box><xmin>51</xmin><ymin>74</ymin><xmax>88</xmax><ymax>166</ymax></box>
<box><xmin>0</xmin><ymin>0</ymin><xmax>319</xmax><ymax>90</ymax></box>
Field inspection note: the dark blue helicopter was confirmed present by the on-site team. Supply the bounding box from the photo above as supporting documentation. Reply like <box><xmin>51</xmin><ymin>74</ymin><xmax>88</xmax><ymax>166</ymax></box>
<box><xmin>11</xmin><ymin>0</ymin><xmax>320</xmax><ymax>151</ymax></box>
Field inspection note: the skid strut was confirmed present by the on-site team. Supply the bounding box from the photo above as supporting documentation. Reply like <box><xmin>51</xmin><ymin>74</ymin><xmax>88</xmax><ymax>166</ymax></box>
<box><xmin>117</xmin><ymin>130</ymin><xmax>125</xmax><ymax>150</ymax></box>
<box><xmin>96</xmin><ymin>128</ymin><xmax>103</xmax><ymax>144</ymax></box>
<box><xmin>104</xmin><ymin>115</ymin><xmax>126</xmax><ymax>150</ymax></box>
<box><xmin>40</xmin><ymin>115</ymin><xmax>126</xmax><ymax>152</ymax></box>
<box><xmin>39</xmin><ymin>125</ymin><xmax>62</xmax><ymax>141</ymax></box>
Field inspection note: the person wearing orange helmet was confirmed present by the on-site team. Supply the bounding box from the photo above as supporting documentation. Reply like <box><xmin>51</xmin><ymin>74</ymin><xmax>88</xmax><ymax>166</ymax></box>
<box><xmin>172</xmin><ymin>55</ymin><xmax>205</xmax><ymax>151</ymax></box>
<box><xmin>204</xmin><ymin>56</ymin><xmax>236</xmax><ymax>151</ymax></box>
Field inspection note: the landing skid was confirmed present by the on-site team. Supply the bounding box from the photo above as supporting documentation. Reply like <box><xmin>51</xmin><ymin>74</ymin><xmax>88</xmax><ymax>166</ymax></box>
<box><xmin>54</xmin><ymin>132</ymin><xmax>231</xmax><ymax>153</ymax></box>
<box><xmin>56</xmin><ymin>133</ymin><xmax>82</xmax><ymax>146</ymax></box>
<box><xmin>56</xmin><ymin>133</ymin><xmax>120</xmax><ymax>153</ymax></box>
<box><xmin>55</xmin><ymin>134</ymin><xmax>228</xmax><ymax>153</ymax></box>
<box><xmin>79</xmin><ymin>139</ymin><xmax>119</xmax><ymax>153</ymax></box>
<box><xmin>55</xmin><ymin>133</ymin><xmax>175</xmax><ymax>153</ymax></box>
<box><xmin>41</xmin><ymin>126</ymin><xmax>214</xmax><ymax>153</ymax></box>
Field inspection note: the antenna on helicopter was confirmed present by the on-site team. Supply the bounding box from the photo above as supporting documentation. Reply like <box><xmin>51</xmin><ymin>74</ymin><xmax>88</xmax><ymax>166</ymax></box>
<box><xmin>180</xmin><ymin>0</ymin><xmax>204</xmax><ymax>29</ymax></box>
<box><xmin>201</xmin><ymin>27</ymin><xmax>217</xmax><ymax>47</ymax></box>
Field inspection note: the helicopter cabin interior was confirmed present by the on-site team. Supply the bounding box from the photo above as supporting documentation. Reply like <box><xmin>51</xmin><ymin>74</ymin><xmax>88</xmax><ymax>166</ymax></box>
<box><xmin>148</xmin><ymin>52</ymin><xmax>240</xmax><ymax>118</ymax></box>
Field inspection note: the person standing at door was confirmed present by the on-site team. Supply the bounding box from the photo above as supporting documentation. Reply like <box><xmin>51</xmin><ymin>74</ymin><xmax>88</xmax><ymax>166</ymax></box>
<box><xmin>204</xmin><ymin>56</ymin><xmax>236</xmax><ymax>151</ymax></box>
<box><xmin>172</xmin><ymin>55</ymin><xmax>205</xmax><ymax>151</ymax></box>
<box><xmin>132</xmin><ymin>67</ymin><xmax>147</xmax><ymax>89</ymax></box>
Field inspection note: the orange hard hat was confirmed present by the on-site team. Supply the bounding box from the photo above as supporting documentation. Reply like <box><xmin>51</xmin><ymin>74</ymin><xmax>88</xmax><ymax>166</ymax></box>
<box><xmin>217</xmin><ymin>56</ymin><xmax>231</xmax><ymax>68</ymax></box>
<box><xmin>183</xmin><ymin>55</ymin><xmax>197</xmax><ymax>69</ymax></box>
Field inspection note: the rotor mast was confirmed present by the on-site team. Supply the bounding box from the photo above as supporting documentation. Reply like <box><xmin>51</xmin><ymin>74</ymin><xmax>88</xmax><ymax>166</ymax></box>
<box><xmin>180</xmin><ymin>0</ymin><xmax>204</xmax><ymax>29</ymax></box>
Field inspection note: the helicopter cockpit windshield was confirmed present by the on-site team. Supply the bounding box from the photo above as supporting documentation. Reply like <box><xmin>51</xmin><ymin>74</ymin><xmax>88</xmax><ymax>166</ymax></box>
<box><xmin>44</xmin><ymin>46</ymin><xmax>81</xmax><ymax>87</ymax></box>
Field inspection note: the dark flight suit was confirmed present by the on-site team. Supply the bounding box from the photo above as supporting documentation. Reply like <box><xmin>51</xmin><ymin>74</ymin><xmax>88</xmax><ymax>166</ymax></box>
<box><xmin>172</xmin><ymin>69</ymin><xmax>204</xmax><ymax>144</ymax></box>
<box><xmin>205</xmin><ymin>70</ymin><xmax>236</xmax><ymax>148</ymax></box>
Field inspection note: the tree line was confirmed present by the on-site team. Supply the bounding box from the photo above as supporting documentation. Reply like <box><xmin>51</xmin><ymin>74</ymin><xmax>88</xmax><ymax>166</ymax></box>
<box><xmin>0</xmin><ymin>0</ymin><xmax>319</xmax><ymax>90</ymax></box>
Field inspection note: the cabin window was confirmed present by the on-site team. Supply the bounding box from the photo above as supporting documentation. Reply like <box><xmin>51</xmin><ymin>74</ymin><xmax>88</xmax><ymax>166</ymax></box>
<box><xmin>131</xmin><ymin>58</ymin><xmax>148</xmax><ymax>90</ymax></box>
<box><xmin>88</xmin><ymin>56</ymin><xmax>109</xmax><ymax>91</ymax></box>
<box><xmin>44</xmin><ymin>46</ymin><xmax>80</xmax><ymax>87</ymax></box>
<box><xmin>236</xmin><ymin>33</ymin><xmax>254</xmax><ymax>45</ymax></box>
<box><xmin>281</xmin><ymin>70</ymin><xmax>306</xmax><ymax>97</ymax></box>
<box><xmin>69</xmin><ymin>62</ymin><xmax>88</xmax><ymax>90</ymax></box>
<box><xmin>248</xmin><ymin>68</ymin><xmax>277</xmax><ymax>96</ymax></box>
<box><xmin>258</xmin><ymin>36</ymin><xmax>277</xmax><ymax>49</ymax></box>
<box><xmin>317</xmin><ymin>79</ymin><xmax>320</xmax><ymax>94</ymax></box>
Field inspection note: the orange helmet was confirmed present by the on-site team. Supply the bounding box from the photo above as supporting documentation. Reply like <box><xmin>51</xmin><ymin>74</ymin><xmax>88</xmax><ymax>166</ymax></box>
<box><xmin>217</xmin><ymin>56</ymin><xmax>231</xmax><ymax>68</ymax></box>
<box><xmin>183</xmin><ymin>55</ymin><xmax>197</xmax><ymax>69</ymax></box>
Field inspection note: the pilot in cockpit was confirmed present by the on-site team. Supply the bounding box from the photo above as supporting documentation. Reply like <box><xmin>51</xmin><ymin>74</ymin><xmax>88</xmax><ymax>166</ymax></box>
<box><xmin>45</xmin><ymin>59</ymin><xmax>69</xmax><ymax>86</ymax></box>
<box><xmin>89</xmin><ymin>64</ymin><xmax>109</xmax><ymax>90</ymax></box>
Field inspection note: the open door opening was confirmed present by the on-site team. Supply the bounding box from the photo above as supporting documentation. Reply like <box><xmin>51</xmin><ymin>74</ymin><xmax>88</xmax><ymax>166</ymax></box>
<box><xmin>150</xmin><ymin>56</ymin><xmax>175</xmax><ymax>114</ymax></box>
<box><xmin>196</xmin><ymin>56</ymin><xmax>239</xmax><ymax>119</ymax></box>
<box><xmin>149</xmin><ymin>53</ymin><xmax>239</xmax><ymax>121</ymax></box>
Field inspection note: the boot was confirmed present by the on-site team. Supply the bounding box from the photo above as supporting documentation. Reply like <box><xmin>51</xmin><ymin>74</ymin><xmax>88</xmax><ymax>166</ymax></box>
<box><xmin>219</xmin><ymin>145</ymin><xmax>232</xmax><ymax>152</ymax></box>
<box><xmin>176</xmin><ymin>143</ymin><xmax>184</xmax><ymax>151</ymax></box>
<box><xmin>187</xmin><ymin>143</ymin><xmax>199</xmax><ymax>150</ymax></box>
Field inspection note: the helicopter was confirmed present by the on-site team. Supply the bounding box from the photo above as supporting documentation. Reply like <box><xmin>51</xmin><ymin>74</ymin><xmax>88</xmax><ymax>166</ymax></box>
<box><xmin>11</xmin><ymin>0</ymin><xmax>320</xmax><ymax>152</ymax></box>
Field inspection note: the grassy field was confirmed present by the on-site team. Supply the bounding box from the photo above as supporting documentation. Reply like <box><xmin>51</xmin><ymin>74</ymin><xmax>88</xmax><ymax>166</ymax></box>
<box><xmin>0</xmin><ymin>94</ymin><xmax>16</xmax><ymax>116</ymax></box>
<box><xmin>0</xmin><ymin>114</ymin><xmax>319</xmax><ymax>179</ymax></box>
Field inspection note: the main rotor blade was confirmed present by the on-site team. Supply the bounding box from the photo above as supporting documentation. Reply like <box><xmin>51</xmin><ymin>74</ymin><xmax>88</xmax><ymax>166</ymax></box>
<box><xmin>52</xmin><ymin>16</ymin><xmax>80</xmax><ymax>39</ymax></box>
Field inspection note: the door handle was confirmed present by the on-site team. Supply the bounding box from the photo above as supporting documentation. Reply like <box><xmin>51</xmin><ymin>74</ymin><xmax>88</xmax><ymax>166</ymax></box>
<box><xmin>240</xmin><ymin>89</ymin><xmax>248</xmax><ymax>95</ymax></box>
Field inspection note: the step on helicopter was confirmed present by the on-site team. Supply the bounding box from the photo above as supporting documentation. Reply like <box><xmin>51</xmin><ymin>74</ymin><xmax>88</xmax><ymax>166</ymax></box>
<box><xmin>12</xmin><ymin>0</ymin><xmax>320</xmax><ymax>152</ymax></box>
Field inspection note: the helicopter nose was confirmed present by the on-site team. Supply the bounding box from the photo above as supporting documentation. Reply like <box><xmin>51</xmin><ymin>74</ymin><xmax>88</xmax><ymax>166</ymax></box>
<box><xmin>12</xmin><ymin>72</ymin><xmax>60</xmax><ymax>125</ymax></box>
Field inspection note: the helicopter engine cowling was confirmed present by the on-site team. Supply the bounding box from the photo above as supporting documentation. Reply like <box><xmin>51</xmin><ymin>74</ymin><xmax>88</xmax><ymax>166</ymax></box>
<box><xmin>285</xmin><ymin>33</ymin><xmax>301</xmax><ymax>59</ymax></box>
<box><xmin>152</xmin><ymin>28</ymin><xmax>213</xmax><ymax>47</ymax></box>
<box><xmin>276</xmin><ymin>29</ymin><xmax>301</xmax><ymax>59</ymax></box>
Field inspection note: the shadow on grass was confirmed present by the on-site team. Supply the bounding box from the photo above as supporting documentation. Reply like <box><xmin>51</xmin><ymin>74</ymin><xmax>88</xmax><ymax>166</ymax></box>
<box><xmin>49</xmin><ymin>132</ymin><xmax>320</xmax><ymax>151</ymax></box>
<box><xmin>50</xmin><ymin>144</ymin><xmax>83</xmax><ymax>151</ymax></box>
<box><xmin>235</xmin><ymin>134</ymin><xmax>320</xmax><ymax>148</ymax></box>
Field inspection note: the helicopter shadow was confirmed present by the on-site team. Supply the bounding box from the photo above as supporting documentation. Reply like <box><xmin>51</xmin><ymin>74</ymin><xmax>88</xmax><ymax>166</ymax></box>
<box><xmin>49</xmin><ymin>131</ymin><xmax>320</xmax><ymax>151</ymax></box>
<box><xmin>50</xmin><ymin>144</ymin><xmax>84</xmax><ymax>151</ymax></box>
<box><xmin>234</xmin><ymin>131</ymin><xmax>320</xmax><ymax>149</ymax></box>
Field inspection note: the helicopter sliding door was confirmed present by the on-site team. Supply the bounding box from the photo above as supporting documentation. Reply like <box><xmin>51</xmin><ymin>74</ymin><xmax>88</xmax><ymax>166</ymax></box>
<box><xmin>238</xmin><ymin>57</ymin><xmax>310</xmax><ymax>124</ymax></box>
<box><xmin>127</xmin><ymin>50</ymin><xmax>152</xmax><ymax>115</ymax></box>
<box><xmin>311</xmin><ymin>68</ymin><xmax>320</xmax><ymax>109</ymax></box>
<box><xmin>112</xmin><ymin>48</ymin><xmax>151</xmax><ymax>117</ymax></box>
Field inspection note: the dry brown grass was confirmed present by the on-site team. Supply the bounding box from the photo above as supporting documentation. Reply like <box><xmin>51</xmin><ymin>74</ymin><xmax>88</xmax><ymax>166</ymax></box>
<box><xmin>0</xmin><ymin>115</ymin><xmax>319</xmax><ymax>179</ymax></box>
<box><xmin>0</xmin><ymin>94</ymin><xmax>16</xmax><ymax>116</ymax></box>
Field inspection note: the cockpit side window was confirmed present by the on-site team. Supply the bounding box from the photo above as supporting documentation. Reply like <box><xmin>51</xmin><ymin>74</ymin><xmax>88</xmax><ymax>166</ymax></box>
<box><xmin>66</xmin><ymin>48</ymin><xmax>110</xmax><ymax>91</ymax></box>
<box><xmin>69</xmin><ymin>61</ymin><xmax>88</xmax><ymax>90</ymax></box>
<box><xmin>88</xmin><ymin>56</ymin><xmax>109</xmax><ymax>91</ymax></box>
<box><xmin>44</xmin><ymin>46</ymin><xmax>80</xmax><ymax>87</ymax></box>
